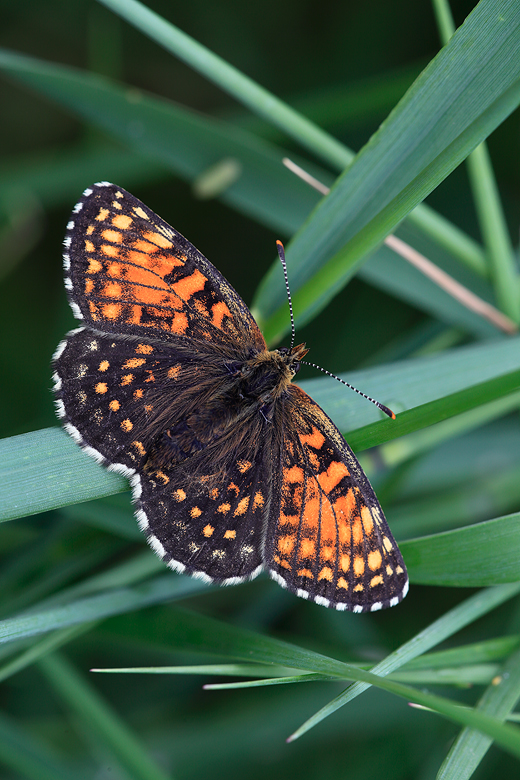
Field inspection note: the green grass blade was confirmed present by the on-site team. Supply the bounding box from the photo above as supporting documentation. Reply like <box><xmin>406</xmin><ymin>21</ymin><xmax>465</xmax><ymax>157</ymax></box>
<box><xmin>434</xmin><ymin>0</ymin><xmax>519</xmax><ymax>322</ymax></box>
<box><xmin>100</xmin><ymin>605</ymin><xmax>520</xmax><ymax>759</ymax></box>
<box><xmin>39</xmin><ymin>652</ymin><xmax>171</xmax><ymax>780</ymax></box>
<box><xmin>289</xmin><ymin>583</ymin><xmax>520</xmax><ymax>739</ymax></box>
<box><xmin>252</xmin><ymin>0</ymin><xmax>520</xmax><ymax>339</ymax></box>
<box><xmin>401</xmin><ymin>513</ymin><xmax>520</xmax><ymax>586</ymax></box>
<box><xmin>97</xmin><ymin>0</ymin><xmax>350</xmax><ymax>170</ymax></box>
<box><xmin>437</xmin><ymin>648</ymin><xmax>520</xmax><ymax>780</ymax></box>
<box><xmin>0</xmin><ymin>575</ymin><xmax>207</xmax><ymax>647</ymax></box>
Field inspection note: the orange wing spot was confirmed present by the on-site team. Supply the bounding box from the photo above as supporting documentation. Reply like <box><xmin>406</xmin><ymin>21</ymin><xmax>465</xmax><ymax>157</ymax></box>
<box><xmin>211</xmin><ymin>301</ymin><xmax>232</xmax><ymax>329</ymax></box>
<box><xmin>173</xmin><ymin>489</ymin><xmax>186</xmax><ymax>502</ymax></box>
<box><xmin>217</xmin><ymin>503</ymin><xmax>231</xmax><ymax>514</ymax></box>
<box><xmin>170</xmin><ymin>312</ymin><xmax>189</xmax><ymax>334</ymax></box>
<box><xmin>190</xmin><ymin>507</ymin><xmax>202</xmax><ymax>518</ymax></box>
<box><xmin>109</xmin><ymin>400</ymin><xmax>120</xmax><ymax>412</ymax></box>
<box><xmin>237</xmin><ymin>460</ymin><xmax>252</xmax><ymax>473</ymax></box>
<box><xmin>121</xmin><ymin>374</ymin><xmax>134</xmax><ymax>385</ymax></box>
<box><xmin>370</xmin><ymin>575</ymin><xmax>384</xmax><ymax>588</ymax></box>
<box><xmin>233</xmin><ymin>497</ymin><xmax>250</xmax><ymax>516</ymax></box>
<box><xmin>142</xmin><ymin>230</ymin><xmax>174</xmax><ymax>250</ymax></box>
<box><xmin>203</xmin><ymin>524</ymin><xmax>214</xmax><ymax>538</ymax></box>
<box><xmin>144</xmin><ymin>373</ymin><xmax>155</xmax><ymax>384</ymax></box>
<box><xmin>132</xmin><ymin>440</ymin><xmax>146</xmax><ymax>455</ymax></box>
<box><xmin>320</xmin><ymin>546</ymin><xmax>335</xmax><ymax>562</ymax></box>
<box><xmin>95</xmin><ymin>382</ymin><xmax>108</xmax><ymax>394</ymax></box>
<box><xmin>352</xmin><ymin>518</ymin><xmax>364</xmax><ymax>546</ymax></box>
<box><xmin>337</xmin><ymin>577</ymin><xmax>349</xmax><ymax>590</ymax></box>
<box><xmin>133</xmin><ymin>239</ymin><xmax>159</xmax><ymax>254</ymax></box>
<box><xmin>102</xmin><ymin>229</ymin><xmax>122</xmax><ymax>243</ymax></box>
<box><xmin>85</xmin><ymin>240</ymin><xmax>95</xmax><ymax>253</ymax></box>
<box><xmin>86</xmin><ymin>225</ymin><xmax>95</xmax><ymax>235</ymax></box>
<box><xmin>340</xmin><ymin>554</ymin><xmax>350</xmax><ymax>572</ymax></box>
<box><xmin>360</xmin><ymin>505</ymin><xmax>375</xmax><ymax>534</ymax></box>
<box><xmin>227</xmin><ymin>482</ymin><xmax>240</xmax><ymax>497</ymax></box>
<box><xmin>395</xmin><ymin>565</ymin><xmax>404</xmax><ymax>575</ymax></box>
<box><xmin>85</xmin><ymin>279</ymin><xmax>94</xmax><ymax>294</ymax></box>
<box><xmin>136</xmin><ymin>343</ymin><xmax>154</xmax><ymax>354</ymax></box>
<box><xmin>284</xmin><ymin>465</ymin><xmax>304</xmax><ymax>483</ymax></box>
<box><xmin>300</xmin><ymin>426</ymin><xmax>326</xmax><ymax>450</ymax></box>
<box><xmin>368</xmin><ymin>550</ymin><xmax>383</xmax><ymax>571</ymax></box>
<box><xmin>121</xmin><ymin>419</ymin><xmax>133</xmax><ymax>432</ymax></box>
<box><xmin>353</xmin><ymin>556</ymin><xmax>365</xmax><ymax>576</ymax></box>
<box><xmin>209</xmin><ymin>488</ymin><xmax>219</xmax><ymax>499</ymax></box>
<box><xmin>105</xmin><ymin>261</ymin><xmax>123</xmax><ymax>277</ymax></box>
<box><xmin>134</xmin><ymin>388</ymin><xmax>144</xmax><ymax>398</ymax></box>
<box><xmin>87</xmin><ymin>258</ymin><xmax>103</xmax><ymax>273</ymax></box>
<box><xmin>123</xmin><ymin>358</ymin><xmax>146</xmax><ymax>369</ymax></box>
<box><xmin>98</xmin><ymin>360</ymin><xmax>110</xmax><ymax>371</ymax></box>
<box><xmin>318</xmin><ymin>460</ymin><xmax>350</xmax><ymax>493</ymax></box>
<box><xmin>172</xmin><ymin>269</ymin><xmax>207</xmax><ymax>300</ymax></box>
<box><xmin>299</xmin><ymin>538</ymin><xmax>315</xmax><ymax>558</ymax></box>
<box><xmin>95</xmin><ymin>208</ymin><xmax>110</xmax><ymax>221</ymax></box>
<box><xmin>334</xmin><ymin>491</ymin><xmax>357</xmax><ymax>521</ymax></box>
<box><xmin>111</xmin><ymin>213</ymin><xmax>132</xmax><ymax>229</ymax></box>
<box><xmin>297</xmin><ymin>568</ymin><xmax>314</xmax><ymax>579</ymax></box>
<box><xmin>278</xmin><ymin>535</ymin><xmax>295</xmax><ymax>556</ymax></box>
<box><xmin>102</xmin><ymin>303</ymin><xmax>122</xmax><ymax>320</ymax></box>
<box><xmin>313</xmin><ymin>499</ymin><xmax>337</xmax><ymax>542</ymax></box>
<box><xmin>167</xmin><ymin>364</ymin><xmax>182</xmax><ymax>379</ymax></box>
<box><xmin>386</xmin><ymin>565</ymin><xmax>394</xmax><ymax>576</ymax></box>
<box><xmin>383</xmin><ymin>536</ymin><xmax>394</xmax><ymax>553</ymax></box>
<box><xmin>318</xmin><ymin>566</ymin><xmax>333</xmax><ymax>582</ymax></box>
<box><xmin>101</xmin><ymin>282</ymin><xmax>122</xmax><ymax>298</ymax></box>
<box><xmin>274</xmin><ymin>555</ymin><xmax>292</xmax><ymax>570</ymax></box>
<box><xmin>353</xmin><ymin>584</ymin><xmax>364</xmax><ymax>592</ymax></box>
<box><xmin>280</xmin><ymin>513</ymin><xmax>299</xmax><ymax>526</ymax></box>
<box><xmin>253</xmin><ymin>491</ymin><xmax>264</xmax><ymax>509</ymax></box>
<box><xmin>224</xmin><ymin>530</ymin><xmax>236</xmax><ymax>540</ymax></box>
<box><xmin>132</xmin><ymin>206</ymin><xmax>148</xmax><ymax>218</ymax></box>
<box><xmin>144</xmin><ymin>404</ymin><xmax>153</xmax><ymax>412</ymax></box>
<box><xmin>101</xmin><ymin>244</ymin><xmax>119</xmax><ymax>258</ymax></box>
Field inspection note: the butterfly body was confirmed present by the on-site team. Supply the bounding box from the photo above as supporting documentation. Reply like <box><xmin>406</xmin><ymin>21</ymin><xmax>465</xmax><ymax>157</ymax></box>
<box><xmin>53</xmin><ymin>182</ymin><xmax>408</xmax><ymax>612</ymax></box>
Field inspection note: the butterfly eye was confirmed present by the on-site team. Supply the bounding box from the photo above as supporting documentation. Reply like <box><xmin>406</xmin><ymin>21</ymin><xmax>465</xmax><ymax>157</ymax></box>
<box><xmin>292</xmin><ymin>361</ymin><xmax>301</xmax><ymax>375</ymax></box>
<box><xmin>278</xmin><ymin>347</ymin><xmax>289</xmax><ymax>356</ymax></box>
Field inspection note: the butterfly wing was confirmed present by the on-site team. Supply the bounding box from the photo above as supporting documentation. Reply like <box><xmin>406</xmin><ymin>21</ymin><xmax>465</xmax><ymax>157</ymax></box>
<box><xmin>63</xmin><ymin>182</ymin><xmax>266</xmax><ymax>351</ymax></box>
<box><xmin>265</xmin><ymin>385</ymin><xmax>408</xmax><ymax>612</ymax></box>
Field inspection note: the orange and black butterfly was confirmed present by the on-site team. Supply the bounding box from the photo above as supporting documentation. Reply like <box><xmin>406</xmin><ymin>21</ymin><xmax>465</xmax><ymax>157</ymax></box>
<box><xmin>53</xmin><ymin>182</ymin><xmax>408</xmax><ymax>612</ymax></box>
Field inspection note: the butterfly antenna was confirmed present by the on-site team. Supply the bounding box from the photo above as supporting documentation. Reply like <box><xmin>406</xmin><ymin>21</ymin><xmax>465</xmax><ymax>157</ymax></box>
<box><xmin>302</xmin><ymin>361</ymin><xmax>396</xmax><ymax>419</ymax></box>
<box><xmin>276</xmin><ymin>240</ymin><xmax>296</xmax><ymax>349</ymax></box>
<box><xmin>275</xmin><ymin>240</ymin><xmax>395</xmax><ymax>420</ymax></box>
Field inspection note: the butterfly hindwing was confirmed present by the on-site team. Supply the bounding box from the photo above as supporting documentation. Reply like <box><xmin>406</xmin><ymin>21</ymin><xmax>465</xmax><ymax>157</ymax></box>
<box><xmin>266</xmin><ymin>385</ymin><xmax>408</xmax><ymax>612</ymax></box>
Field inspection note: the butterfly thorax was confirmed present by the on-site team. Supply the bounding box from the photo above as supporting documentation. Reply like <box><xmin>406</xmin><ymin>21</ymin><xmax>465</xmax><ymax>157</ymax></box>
<box><xmin>143</xmin><ymin>342</ymin><xmax>309</xmax><ymax>472</ymax></box>
<box><xmin>238</xmin><ymin>342</ymin><xmax>309</xmax><ymax>407</ymax></box>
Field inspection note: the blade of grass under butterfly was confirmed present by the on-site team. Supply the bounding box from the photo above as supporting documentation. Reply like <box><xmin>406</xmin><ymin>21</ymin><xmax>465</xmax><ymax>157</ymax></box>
<box><xmin>401</xmin><ymin>512</ymin><xmax>520</xmax><ymax>586</ymax></box>
<box><xmin>2</xmin><ymin>334</ymin><xmax>520</xmax><ymax>523</ymax></box>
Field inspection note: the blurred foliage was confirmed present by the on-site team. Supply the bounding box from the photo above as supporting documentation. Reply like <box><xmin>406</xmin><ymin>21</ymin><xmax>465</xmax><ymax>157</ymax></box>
<box><xmin>0</xmin><ymin>1</ymin><xmax>520</xmax><ymax>779</ymax></box>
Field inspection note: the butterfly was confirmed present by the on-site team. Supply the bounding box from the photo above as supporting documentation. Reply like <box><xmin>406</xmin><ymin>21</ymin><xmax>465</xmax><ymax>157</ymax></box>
<box><xmin>53</xmin><ymin>182</ymin><xmax>408</xmax><ymax>612</ymax></box>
